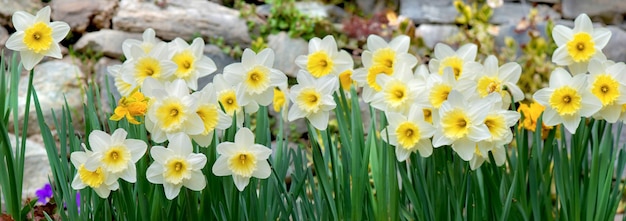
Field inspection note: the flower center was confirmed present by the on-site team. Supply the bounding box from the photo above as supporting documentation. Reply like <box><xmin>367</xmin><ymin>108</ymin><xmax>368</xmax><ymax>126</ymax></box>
<box><xmin>164</xmin><ymin>158</ymin><xmax>190</xmax><ymax>185</ymax></box>
<box><xmin>423</xmin><ymin>108</ymin><xmax>433</xmax><ymax>123</ymax></box>
<box><xmin>135</xmin><ymin>57</ymin><xmax>162</xmax><ymax>84</ymax></box>
<box><xmin>307</xmin><ymin>51</ymin><xmax>334</xmax><ymax>78</ymax></box>
<box><xmin>156</xmin><ymin>99</ymin><xmax>186</xmax><ymax>132</ymax></box>
<box><xmin>366</xmin><ymin>64</ymin><xmax>393</xmax><ymax>91</ymax></box>
<box><xmin>591</xmin><ymin>74</ymin><xmax>620</xmax><ymax>106</ymax></box>
<box><xmin>477</xmin><ymin>76</ymin><xmax>502</xmax><ymax>97</ymax></box>
<box><xmin>484</xmin><ymin>114</ymin><xmax>506</xmax><ymax>140</ymax></box>
<box><xmin>78</xmin><ymin>165</ymin><xmax>105</xmax><ymax>188</ymax></box>
<box><xmin>228</xmin><ymin>152</ymin><xmax>257</xmax><ymax>177</ymax></box>
<box><xmin>372</xmin><ymin>48</ymin><xmax>396</xmax><ymax>69</ymax></box>
<box><xmin>442</xmin><ymin>109</ymin><xmax>471</xmax><ymax>139</ymax></box>
<box><xmin>297</xmin><ymin>88</ymin><xmax>322</xmax><ymax>113</ymax></box>
<box><xmin>102</xmin><ymin>146</ymin><xmax>131</xmax><ymax>173</ymax></box>
<box><xmin>384</xmin><ymin>81</ymin><xmax>409</xmax><ymax>109</ymax></box>
<box><xmin>339</xmin><ymin>69</ymin><xmax>354</xmax><ymax>91</ymax></box>
<box><xmin>395</xmin><ymin>122</ymin><xmax>421</xmax><ymax>148</ymax></box>
<box><xmin>245</xmin><ymin>66</ymin><xmax>270</xmax><ymax>93</ymax></box>
<box><xmin>23</xmin><ymin>22</ymin><xmax>53</xmax><ymax>54</ymax></box>
<box><xmin>566</xmin><ymin>32</ymin><xmax>596</xmax><ymax>62</ymax></box>
<box><xmin>549</xmin><ymin>86</ymin><xmax>582</xmax><ymax>116</ymax></box>
<box><xmin>218</xmin><ymin>90</ymin><xmax>240</xmax><ymax>116</ymax></box>
<box><xmin>439</xmin><ymin>56</ymin><xmax>464</xmax><ymax>79</ymax></box>
<box><xmin>429</xmin><ymin>83</ymin><xmax>452</xmax><ymax>108</ymax></box>
<box><xmin>196</xmin><ymin>104</ymin><xmax>219</xmax><ymax>135</ymax></box>
<box><xmin>172</xmin><ymin>50</ymin><xmax>195</xmax><ymax>79</ymax></box>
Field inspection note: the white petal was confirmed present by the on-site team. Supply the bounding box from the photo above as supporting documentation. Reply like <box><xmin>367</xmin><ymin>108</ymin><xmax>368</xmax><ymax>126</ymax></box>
<box><xmin>552</xmin><ymin>46</ymin><xmax>574</xmax><ymax>66</ymax></box>
<box><xmin>235</xmin><ymin>127</ymin><xmax>255</xmax><ymax>147</ymax></box>
<box><xmin>168</xmin><ymin>133</ymin><xmax>193</xmax><ymax>156</ymax></box>
<box><xmin>307</xmin><ymin>111</ymin><xmax>330</xmax><ymax>130</ymax></box>
<box><xmin>5</xmin><ymin>33</ymin><xmax>28</xmax><ymax>51</ymax></box>
<box><xmin>212</xmin><ymin>156</ymin><xmax>232</xmax><ymax>176</ymax></box>
<box><xmin>44</xmin><ymin>43</ymin><xmax>62</xmax><ymax>59</ymax></box>
<box><xmin>483</xmin><ymin>55</ymin><xmax>499</xmax><ymax>76</ymax></box>
<box><xmin>542</xmin><ymin>108</ymin><xmax>562</xmax><ymax>127</ymax></box>
<box><xmin>35</xmin><ymin>6</ymin><xmax>51</xmax><ymax>23</ymax></box>
<box><xmin>395</xmin><ymin>147</ymin><xmax>411</xmax><ymax>162</ymax></box>
<box><xmin>562</xmin><ymin>114</ymin><xmax>582</xmax><ymax>134</ymax></box>
<box><xmin>50</xmin><ymin>21</ymin><xmax>70</xmax><ymax>42</ymax></box>
<box><xmin>163</xmin><ymin>182</ymin><xmax>182</xmax><ymax>200</ymax></box>
<box><xmin>416</xmin><ymin>141</ymin><xmax>433</xmax><ymax>157</ymax></box>
<box><xmin>389</xmin><ymin>35</ymin><xmax>410</xmax><ymax>53</ymax></box>
<box><xmin>150</xmin><ymin>146</ymin><xmax>172</xmax><ymax>164</ymax></box>
<box><xmin>533</xmin><ymin>88</ymin><xmax>552</xmax><ymax>106</ymax></box>
<box><xmin>451</xmin><ymin>139</ymin><xmax>475</xmax><ymax>161</ymax></box>
<box><xmin>251</xmin><ymin>160</ymin><xmax>271</xmax><ymax>179</ymax></box>
<box><xmin>88</xmin><ymin>130</ymin><xmax>110</xmax><ymax>153</ymax></box>
<box><xmin>573</xmin><ymin>13</ymin><xmax>593</xmax><ymax>34</ymax></box>
<box><xmin>257</xmin><ymin>48</ymin><xmax>275</xmax><ymax>67</ymax></box>
<box><xmin>233</xmin><ymin>175</ymin><xmax>251</xmax><ymax>191</ymax></box>
<box><xmin>367</xmin><ymin>35</ymin><xmax>387</xmax><ymax>51</ymax></box>
<box><xmin>457</xmin><ymin>43</ymin><xmax>477</xmax><ymax>61</ymax></box>
<box><xmin>12</xmin><ymin>11</ymin><xmax>34</xmax><ymax>31</ymax></box>
<box><xmin>146</xmin><ymin>163</ymin><xmax>165</xmax><ymax>184</ymax></box>
<box><xmin>593</xmin><ymin>28</ymin><xmax>611</xmax><ymax>49</ymax></box>
<box><xmin>20</xmin><ymin>50</ymin><xmax>44</xmax><ymax>71</ymax></box>
<box><xmin>552</xmin><ymin>25</ymin><xmax>573</xmax><ymax>46</ymax></box>
<box><xmin>549</xmin><ymin>68</ymin><xmax>572</xmax><ymax>88</ymax></box>
<box><xmin>184</xmin><ymin>171</ymin><xmax>206</xmax><ymax>191</ymax></box>
<box><xmin>187</xmin><ymin>153</ymin><xmax>207</xmax><ymax>170</ymax></box>
<box><xmin>434</xmin><ymin>43</ymin><xmax>455</xmax><ymax>59</ymax></box>
<box><xmin>287</xmin><ymin>106</ymin><xmax>307</xmax><ymax>122</ymax></box>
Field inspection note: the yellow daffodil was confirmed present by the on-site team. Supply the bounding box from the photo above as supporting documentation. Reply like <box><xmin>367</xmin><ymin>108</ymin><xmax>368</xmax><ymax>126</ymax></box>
<box><xmin>189</xmin><ymin>83</ymin><xmax>233</xmax><ymax>147</ymax></box>
<box><xmin>212</xmin><ymin>128</ymin><xmax>272</xmax><ymax>191</ymax></box>
<box><xmin>295</xmin><ymin>35</ymin><xmax>353</xmax><ymax>78</ymax></box>
<box><xmin>432</xmin><ymin>91</ymin><xmax>493</xmax><ymax>161</ymax></box>
<box><xmin>587</xmin><ymin>59</ymin><xmax>626</xmax><ymax>123</ymax></box>
<box><xmin>428</xmin><ymin>43</ymin><xmax>481</xmax><ymax>80</ymax></box>
<box><xmin>144</xmin><ymin>78</ymin><xmax>204</xmax><ymax>143</ymax></box>
<box><xmin>223</xmin><ymin>48</ymin><xmax>287</xmax><ymax>107</ymax></box>
<box><xmin>552</xmin><ymin>13</ymin><xmax>611</xmax><ymax>74</ymax></box>
<box><xmin>71</xmin><ymin>150</ymin><xmax>119</xmax><ymax>198</ymax></box>
<box><xmin>533</xmin><ymin>68</ymin><xmax>602</xmax><ymax>134</ymax></box>
<box><xmin>83</xmin><ymin>129</ymin><xmax>147</xmax><ymax>183</ymax></box>
<box><xmin>272</xmin><ymin>85</ymin><xmax>290</xmax><ymax>121</ymax></box>
<box><xmin>110</xmin><ymin>90</ymin><xmax>149</xmax><ymax>124</ymax></box>
<box><xmin>518</xmin><ymin>101</ymin><xmax>554</xmax><ymax>139</ymax></box>
<box><xmin>169</xmin><ymin>37</ymin><xmax>217</xmax><ymax>90</ymax></box>
<box><xmin>287</xmin><ymin>70</ymin><xmax>339</xmax><ymax>130</ymax></box>
<box><xmin>381</xmin><ymin>105</ymin><xmax>435</xmax><ymax>161</ymax></box>
<box><xmin>5</xmin><ymin>6</ymin><xmax>70</xmax><ymax>70</ymax></box>
<box><xmin>147</xmin><ymin>134</ymin><xmax>207</xmax><ymax>199</ymax></box>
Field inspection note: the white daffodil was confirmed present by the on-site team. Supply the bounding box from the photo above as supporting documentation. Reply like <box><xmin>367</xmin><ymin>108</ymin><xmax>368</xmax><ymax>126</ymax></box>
<box><xmin>428</xmin><ymin>43</ymin><xmax>481</xmax><ymax>80</ymax></box>
<box><xmin>108</xmin><ymin>64</ymin><xmax>137</xmax><ymax>97</ymax></box>
<box><xmin>5</xmin><ymin>6</ymin><xmax>70</xmax><ymax>71</ymax></box>
<box><xmin>432</xmin><ymin>90</ymin><xmax>493</xmax><ymax>161</ymax></box>
<box><xmin>84</xmin><ymin>129</ymin><xmax>147</xmax><ymax>184</ymax></box>
<box><xmin>381</xmin><ymin>105</ymin><xmax>435</xmax><ymax>161</ymax></box>
<box><xmin>426</xmin><ymin>67</ymin><xmax>476</xmax><ymax>109</ymax></box>
<box><xmin>223</xmin><ymin>48</ymin><xmax>287</xmax><ymax>107</ymax></box>
<box><xmin>295</xmin><ymin>35</ymin><xmax>353</xmax><ymax>78</ymax></box>
<box><xmin>121</xmin><ymin>42</ymin><xmax>177</xmax><ymax>88</ymax></box>
<box><xmin>552</xmin><ymin>13</ymin><xmax>611</xmax><ymax>75</ymax></box>
<box><xmin>122</xmin><ymin>28</ymin><xmax>158</xmax><ymax>58</ymax></box>
<box><xmin>288</xmin><ymin>70</ymin><xmax>338</xmax><ymax>130</ymax></box>
<box><xmin>474</xmin><ymin>55</ymin><xmax>524</xmax><ymax>108</ymax></box>
<box><xmin>212</xmin><ymin>128</ymin><xmax>272</xmax><ymax>191</ymax></box>
<box><xmin>71</xmin><ymin>150</ymin><xmax>119</xmax><ymax>198</ymax></box>
<box><xmin>352</xmin><ymin>34</ymin><xmax>417</xmax><ymax>102</ymax></box>
<box><xmin>414</xmin><ymin>64</ymin><xmax>436</xmax><ymax>124</ymax></box>
<box><xmin>213</xmin><ymin>74</ymin><xmax>258</xmax><ymax>127</ymax></box>
<box><xmin>189</xmin><ymin>83</ymin><xmax>233</xmax><ymax>147</ymax></box>
<box><xmin>370</xmin><ymin>71</ymin><xmax>427</xmax><ymax>115</ymax></box>
<box><xmin>169</xmin><ymin>37</ymin><xmax>217</xmax><ymax>90</ymax></box>
<box><xmin>587</xmin><ymin>59</ymin><xmax>626</xmax><ymax>123</ymax></box>
<box><xmin>469</xmin><ymin>146</ymin><xmax>506</xmax><ymax>171</ymax></box>
<box><xmin>144</xmin><ymin>78</ymin><xmax>204</xmax><ymax>143</ymax></box>
<box><xmin>533</xmin><ymin>68</ymin><xmax>602</xmax><ymax>134</ymax></box>
<box><xmin>147</xmin><ymin>134</ymin><xmax>207</xmax><ymax>200</ymax></box>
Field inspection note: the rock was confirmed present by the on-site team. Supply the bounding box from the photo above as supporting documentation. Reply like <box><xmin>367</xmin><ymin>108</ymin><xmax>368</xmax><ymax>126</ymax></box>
<box><xmin>74</xmin><ymin>29</ymin><xmax>144</xmax><ymax>58</ymax></box>
<box><xmin>256</xmin><ymin>3</ymin><xmax>348</xmax><ymax>23</ymax></box>
<box><xmin>399</xmin><ymin>0</ymin><xmax>458</xmax><ymax>24</ymax></box>
<box><xmin>5</xmin><ymin>133</ymin><xmax>51</xmax><ymax>203</ymax></box>
<box><xmin>50</xmin><ymin>0</ymin><xmax>118</xmax><ymax>33</ymax></box>
<box><xmin>494</xmin><ymin>22</ymin><xmax>549</xmax><ymax>50</ymax></box>
<box><xmin>529</xmin><ymin>0</ymin><xmax>559</xmax><ymax>3</ymax></box>
<box><xmin>490</xmin><ymin>3</ymin><xmax>561</xmax><ymax>24</ymax></box>
<box><xmin>197</xmin><ymin>45</ymin><xmax>237</xmax><ymax>90</ymax></box>
<box><xmin>416</xmin><ymin>24</ymin><xmax>459</xmax><ymax>48</ymax></box>
<box><xmin>0</xmin><ymin>0</ymin><xmax>43</xmax><ymax>26</ymax></box>
<box><xmin>0</xmin><ymin>25</ymin><xmax>8</xmax><ymax>49</ymax></box>
<box><xmin>10</xmin><ymin>61</ymin><xmax>85</xmax><ymax>136</ymax></box>
<box><xmin>94</xmin><ymin>57</ymin><xmax>123</xmax><ymax>113</ymax></box>
<box><xmin>267</xmin><ymin>32</ymin><xmax>308</xmax><ymax>78</ymax></box>
<box><xmin>562</xmin><ymin>0</ymin><xmax>626</xmax><ymax>19</ymax></box>
<box><xmin>112</xmin><ymin>0</ymin><xmax>251</xmax><ymax>46</ymax></box>
<box><xmin>604</xmin><ymin>26</ymin><xmax>626</xmax><ymax>63</ymax></box>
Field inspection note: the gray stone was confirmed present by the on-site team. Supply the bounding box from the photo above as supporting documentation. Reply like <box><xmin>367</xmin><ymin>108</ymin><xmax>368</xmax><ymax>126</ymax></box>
<box><xmin>256</xmin><ymin>3</ymin><xmax>348</xmax><ymax>23</ymax></box>
<box><xmin>0</xmin><ymin>0</ymin><xmax>43</xmax><ymax>26</ymax></box>
<box><xmin>529</xmin><ymin>0</ymin><xmax>559</xmax><ymax>3</ymax></box>
<box><xmin>10</xmin><ymin>61</ymin><xmax>85</xmax><ymax>136</ymax></box>
<box><xmin>416</xmin><ymin>24</ymin><xmax>459</xmax><ymax>48</ymax></box>
<box><xmin>50</xmin><ymin>0</ymin><xmax>118</xmax><ymax>33</ymax></box>
<box><xmin>399</xmin><ymin>0</ymin><xmax>458</xmax><ymax>24</ymax></box>
<box><xmin>494</xmin><ymin>22</ymin><xmax>549</xmax><ymax>51</ymax></box>
<box><xmin>604</xmin><ymin>26</ymin><xmax>626</xmax><ymax>63</ymax></box>
<box><xmin>491</xmin><ymin>3</ymin><xmax>561</xmax><ymax>24</ymax></box>
<box><xmin>0</xmin><ymin>25</ymin><xmax>8</xmax><ymax>49</ymax></box>
<box><xmin>197</xmin><ymin>45</ymin><xmax>237</xmax><ymax>90</ymax></box>
<box><xmin>112</xmin><ymin>0</ymin><xmax>251</xmax><ymax>46</ymax></box>
<box><xmin>562</xmin><ymin>0</ymin><xmax>626</xmax><ymax>19</ymax></box>
<box><xmin>6</xmin><ymin>133</ymin><xmax>51</xmax><ymax>203</ymax></box>
<box><xmin>267</xmin><ymin>32</ymin><xmax>308</xmax><ymax>78</ymax></box>
<box><xmin>74</xmin><ymin>29</ymin><xmax>144</xmax><ymax>59</ymax></box>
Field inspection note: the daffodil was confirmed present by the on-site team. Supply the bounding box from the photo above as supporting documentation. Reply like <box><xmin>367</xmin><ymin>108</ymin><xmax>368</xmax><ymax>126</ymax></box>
<box><xmin>144</xmin><ymin>78</ymin><xmax>204</xmax><ymax>143</ymax></box>
<box><xmin>212</xmin><ymin>128</ymin><xmax>272</xmax><ymax>191</ymax></box>
<box><xmin>109</xmin><ymin>64</ymin><xmax>137</xmax><ymax>97</ymax></box>
<box><xmin>121</xmin><ymin>42</ymin><xmax>177</xmax><ymax>87</ymax></box>
<box><xmin>223</xmin><ymin>48</ymin><xmax>287</xmax><ymax>107</ymax></box>
<box><xmin>122</xmin><ymin>28</ymin><xmax>158</xmax><ymax>57</ymax></box>
<box><xmin>110</xmin><ymin>90</ymin><xmax>150</xmax><ymax>124</ymax></box>
<box><xmin>469</xmin><ymin>145</ymin><xmax>506</xmax><ymax>170</ymax></box>
<box><xmin>83</xmin><ymin>129</ymin><xmax>147</xmax><ymax>183</ymax></box>
<box><xmin>428</xmin><ymin>43</ymin><xmax>481</xmax><ymax>80</ymax></box>
<box><xmin>518</xmin><ymin>101</ymin><xmax>554</xmax><ymax>139</ymax></box>
<box><xmin>533</xmin><ymin>68</ymin><xmax>602</xmax><ymax>133</ymax></box>
<box><xmin>189</xmin><ymin>83</ymin><xmax>232</xmax><ymax>147</ymax></box>
<box><xmin>287</xmin><ymin>70</ymin><xmax>339</xmax><ymax>130</ymax></box>
<box><xmin>370</xmin><ymin>71</ymin><xmax>427</xmax><ymax>114</ymax></box>
<box><xmin>352</xmin><ymin>35</ymin><xmax>417</xmax><ymax>102</ymax></box>
<box><xmin>169</xmin><ymin>37</ymin><xmax>217</xmax><ymax>90</ymax></box>
<box><xmin>295</xmin><ymin>35</ymin><xmax>353</xmax><ymax>78</ymax></box>
<box><xmin>147</xmin><ymin>134</ymin><xmax>207</xmax><ymax>200</ymax></box>
<box><xmin>272</xmin><ymin>85</ymin><xmax>290</xmax><ymax>121</ymax></box>
<box><xmin>5</xmin><ymin>6</ymin><xmax>70</xmax><ymax>71</ymax></box>
<box><xmin>432</xmin><ymin>90</ymin><xmax>493</xmax><ymax>161</ymax></box>
<box><xmin>552</xmin><ymin>13</ymin><xmax>611</xmax><ymax>74</ymax></box>
<box><xmin>381</xmin><ymin>105</ymin><xmax>435</xmax><ymax>161</ymax></box>
<box><xmin>587</xmin><ymin>59</ymin><xmax>626</xmax><ymax>123</ymax></box>
<box><xmin>474</xmin><ymin>55</ymin><xmax>524</xmax><ymax>108</ymax></box>
<box><xmin>213</xmin><ymin>74</ymin><xmax>258</xmax><ymax>127</ymax></box>
<box><xmin>426</xmin><ymin>67</ymin><xmax>476</xmax><ymax>109</ymax></box>
<box><xmin>71</xmin><ymin>150</ymin><xmax>119</xmax><ymax>198</ymax></box>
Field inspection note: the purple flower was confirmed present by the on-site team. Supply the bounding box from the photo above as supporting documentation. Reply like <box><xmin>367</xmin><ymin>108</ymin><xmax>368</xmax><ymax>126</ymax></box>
<box><xmin>35</xmin><ymin>183</ymin><xmax>53</xmax><ymax>204</ymax></box>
